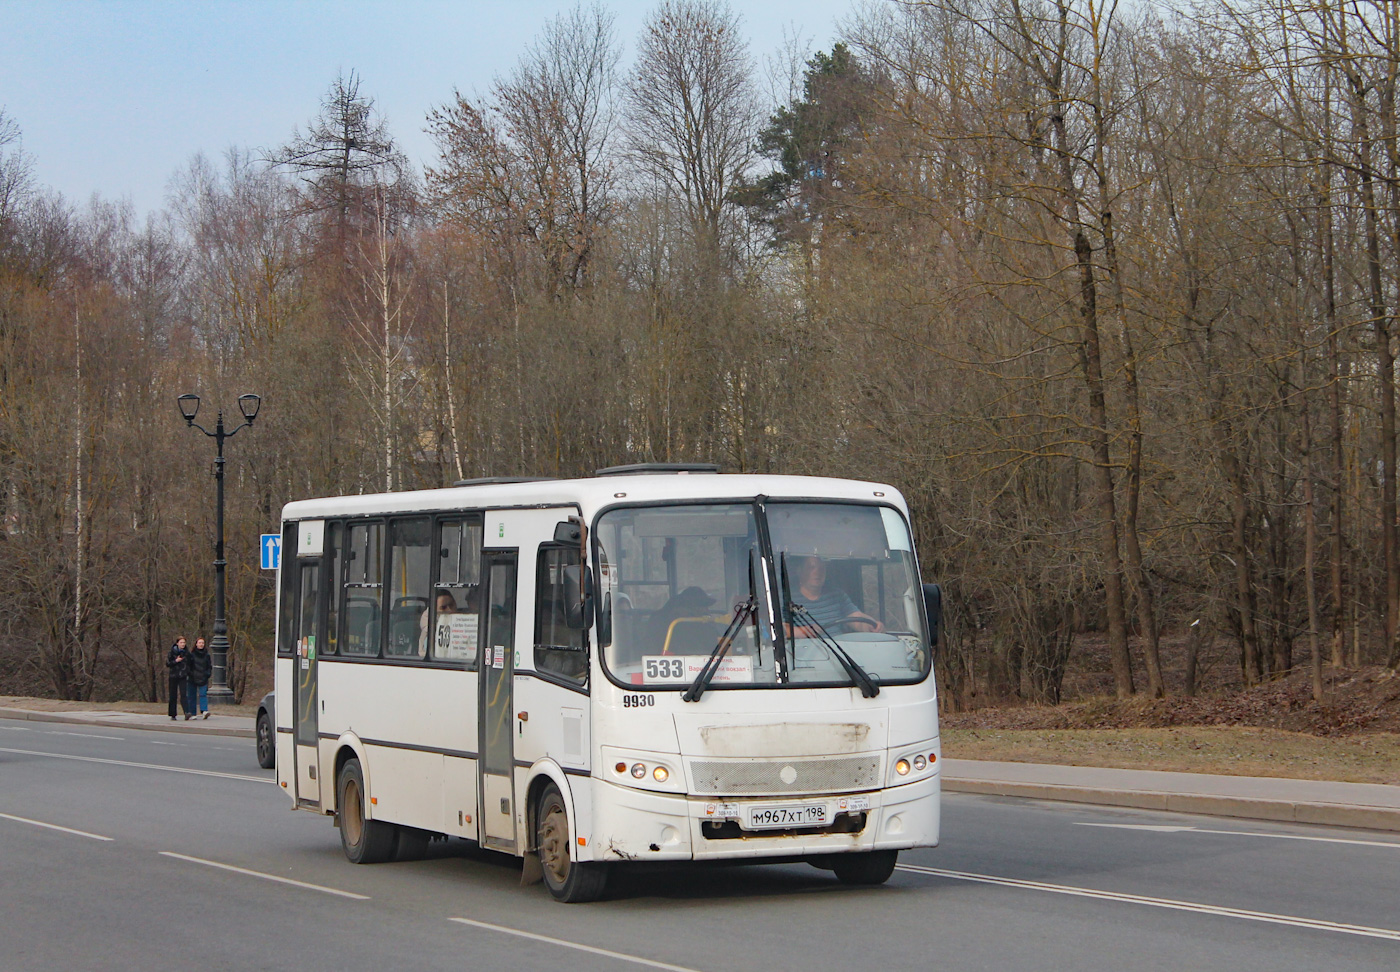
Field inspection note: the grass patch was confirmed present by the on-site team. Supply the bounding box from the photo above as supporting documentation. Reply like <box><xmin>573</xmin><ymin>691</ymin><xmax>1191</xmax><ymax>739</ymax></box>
<box><xmin>941</xmin><ymin>726</ymin><xmax>1400</xmax><ymax>785</ymax></box>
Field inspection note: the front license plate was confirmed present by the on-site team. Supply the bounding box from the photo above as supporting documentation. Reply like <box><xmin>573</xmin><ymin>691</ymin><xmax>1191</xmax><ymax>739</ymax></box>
<box><xmin>745</xmin><ymin>802</ymin><xmax>829</xmax><ymax>830</ymax></box>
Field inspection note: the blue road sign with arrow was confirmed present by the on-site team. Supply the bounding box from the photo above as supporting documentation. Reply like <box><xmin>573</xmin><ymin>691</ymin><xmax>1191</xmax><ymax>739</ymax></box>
<box><xmin>260</xmin><ymin>534</ymin><xmax>281</xmax><ymax>571</ymax></box>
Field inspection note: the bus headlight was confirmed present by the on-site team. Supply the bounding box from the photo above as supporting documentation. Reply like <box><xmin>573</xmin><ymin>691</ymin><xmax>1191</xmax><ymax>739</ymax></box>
<box><xmin>888</xmin><ymin>741</ymin><xmax>940</xmax><ymax>784</ymax></box>
<box><xmin>602</xmin><ymin>747</ymin><xmax>687</xmax><ymax>794</ymax></box>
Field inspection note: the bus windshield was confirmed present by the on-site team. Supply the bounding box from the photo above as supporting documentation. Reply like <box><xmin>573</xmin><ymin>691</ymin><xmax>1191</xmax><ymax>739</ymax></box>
<box><xmin>595</xmin><ymin>501</ymin><xmax>931</xmax><ymax>691</ymax></box>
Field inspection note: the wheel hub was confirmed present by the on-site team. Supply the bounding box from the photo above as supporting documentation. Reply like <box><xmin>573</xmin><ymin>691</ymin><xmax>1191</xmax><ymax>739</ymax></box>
<box><xmin>539</xmin><ymin>804</ymin><xmax>570</xmax><ymax>885</ymax></box>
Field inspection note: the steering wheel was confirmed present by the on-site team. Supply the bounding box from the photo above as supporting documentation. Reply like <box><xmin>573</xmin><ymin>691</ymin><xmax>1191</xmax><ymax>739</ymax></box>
<box><xmin>838</xmin><ymin>615</ymin><xmax>883</xmax><ymax>633</ymax></box>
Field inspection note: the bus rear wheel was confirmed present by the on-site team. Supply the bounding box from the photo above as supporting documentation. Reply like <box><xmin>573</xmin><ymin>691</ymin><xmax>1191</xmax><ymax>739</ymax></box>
<box><xmin>536</xmin><ymin>783</ymin><xmax>607</xmax><ymax>903</ymax></box>
<box><xmin>337</xmin><ymin>758</ymin><xmax>396</xmax><ymax>864</ymax></box>
<box><xmin>255</xmin><ymin>710</ymin><xmax>274</xmax><ymax>769</ymax></box>
<box><xmin>832</xmin><ymin>849</ymin><xmax>898</xmax><ymax>886</ymax></box>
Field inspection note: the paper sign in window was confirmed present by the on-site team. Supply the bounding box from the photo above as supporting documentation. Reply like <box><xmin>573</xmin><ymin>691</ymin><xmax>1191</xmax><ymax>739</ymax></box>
<box><xmin>434</xmin><ymin>613</ymin><xmax>478</xmax><ymax>662</ymax></box>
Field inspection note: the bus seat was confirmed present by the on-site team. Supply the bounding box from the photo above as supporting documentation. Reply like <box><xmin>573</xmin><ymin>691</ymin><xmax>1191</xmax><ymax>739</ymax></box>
<box><xmin>663</xmin><ymin>617</ymin><xmax>725</xmax><ymax>655</ymax></box>
<box><xmin>345</xmin><ymin>600</ymin><xmax>379</xmax><ymax>655</ymax></box>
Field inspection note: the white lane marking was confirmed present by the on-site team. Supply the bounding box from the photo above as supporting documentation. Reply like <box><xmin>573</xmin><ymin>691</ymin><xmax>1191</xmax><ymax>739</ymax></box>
<box><xmin>0</xmin><ymin>746</ymin><xmax>271</xmax><ymax>784</ymax></box>
<box><xmin>896</xmin><ymin>864</ymin><xmax>1400</xmax><ymax>942</ymax></box>
<box><xmin>159</xmin><ymin>852</ymin><xmax>369</xmax><ymax>900</ymax></box>
<box><xmin>0</xmin><ymin>811</ymin><xmax>113</xmax><ymax>841</ymax></box>
<box><xmin>1076</xmin><ymin>823</ymin><xmax>1196</xmax><ymax>832</ymax></box>
<box><xmin>1</xmin><ymin>725</ymin><xmax>126</xmax><ymax>741</ymax></box>
<box><xmin>449</xmin><ymin>917</ymin><xmax>706</xmax><ymax>972</ymax></box>
<box><xmin>1076</xmin><ymin>821</ymin><xmax>1400</xmax><ymax>849</ymax></box>
<box><xmin>36</xmin><ymin>730</ymin><xmax>126</xmax><ymax>741</ymax></box>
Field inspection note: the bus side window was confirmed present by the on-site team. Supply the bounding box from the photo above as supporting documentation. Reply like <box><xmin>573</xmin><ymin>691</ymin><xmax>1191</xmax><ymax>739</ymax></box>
<box><xmin>277</xmin><ymin>524</ymin><xmax>299</xmax><ymax>656</ymax></box>
<box><xmin>432</xmin><ymin>517</ymin><xmax>483</xmax><ymax>665</ymax></box>
<box><xmin>342</xmin><ymin>521</ymin><xmax>383</xmax><ymax>656</ymax></box>
<box><xmin>534</xmin><ymin>546</ymin><xmax>587</xmax><ymax>686</ymax></box>
<box><xmin>323</xmin><ymin>521</ymin><xmax>343</xmax><ymax>655</ymax></box>
<box><xmin>387</xmin><ymin>517</ymin><xmax>432</xmax><ymax>658</ymax></box>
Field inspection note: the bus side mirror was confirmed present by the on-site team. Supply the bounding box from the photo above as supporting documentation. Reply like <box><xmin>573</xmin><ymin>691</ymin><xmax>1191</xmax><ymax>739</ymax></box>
<box><xmin>554</xmin><ymin>519</ymin><xmax>583</xmax><ymax>544</ymax></box>
<box><xmin>922</xmin><ymin>583</ymin><xmax>943</xmax><ymax>659</ymax></box>
<box><xmin>597</xmin><ymin>591</ymin><xmax>613</xmax><ymax>646</ymax></box>
<box><xmin>563</xmin><ymin>564</ymin><xmax>594</xmax><ymax>630</ymax></box>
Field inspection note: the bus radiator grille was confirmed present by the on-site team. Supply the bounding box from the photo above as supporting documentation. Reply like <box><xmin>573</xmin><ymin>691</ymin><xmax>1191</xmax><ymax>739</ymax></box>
<box><xmin>688</xmin><ymin>756</ymin><xmax>881</xmax><ymax>795</ymax></box>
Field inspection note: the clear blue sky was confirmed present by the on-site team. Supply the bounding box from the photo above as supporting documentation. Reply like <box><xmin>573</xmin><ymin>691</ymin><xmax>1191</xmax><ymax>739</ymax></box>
<box><xmin>0</xmin><ymin>0</ymin><xmax>860</xmax><ymax>220</ymax></box>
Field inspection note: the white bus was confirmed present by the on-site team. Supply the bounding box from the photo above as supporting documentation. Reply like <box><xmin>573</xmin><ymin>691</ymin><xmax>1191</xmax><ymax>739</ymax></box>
<box><xmin>274</xmin><ymin>465</ymin><xmax>941</xmax><ymax>902</ymax></box>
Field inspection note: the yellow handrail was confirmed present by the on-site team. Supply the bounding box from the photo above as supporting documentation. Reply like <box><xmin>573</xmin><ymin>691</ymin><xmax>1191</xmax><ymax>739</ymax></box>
<box><xmin>662</xmin><ymin>615</ymin><xmax>730</xmax><ymax>654</ymax></box>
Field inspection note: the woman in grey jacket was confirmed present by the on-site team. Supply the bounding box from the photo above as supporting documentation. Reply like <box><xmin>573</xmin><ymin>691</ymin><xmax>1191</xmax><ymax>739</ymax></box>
<box><xmin>185</xmin><ymin>637</ymin><xmax>213</xmax><ymax>720</ymax></box>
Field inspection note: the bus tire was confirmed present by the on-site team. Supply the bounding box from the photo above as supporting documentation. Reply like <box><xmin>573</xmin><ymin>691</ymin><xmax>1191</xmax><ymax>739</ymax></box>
<box><xmin>255</xmin><ymin>710</ymin><xmax>275</xmax><ymax>769</ymax></box>
<box><xmin>832</xmin><ymin>849</ymin><xmax>898</xmax><ymax>886</ymax></box>
<box><xmin>337</xmin><ymin>758</ymin><xmax>395</xmax><ymax>864</ymax></box>
<box><xmin>536</xmin><ymin>783</ymin><xmax>607</xmax><ymax>903</ymax></box>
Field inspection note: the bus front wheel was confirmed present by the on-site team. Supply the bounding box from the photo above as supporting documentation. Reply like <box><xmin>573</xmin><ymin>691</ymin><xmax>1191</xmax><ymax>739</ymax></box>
<box><xmin>536</xmin><ymin>783</ymin><xmax>607</xmax><ymax>903</ymax></box>
<box><xmin>337</xmin><ymin>758</ymin><xmax>396</xmax><ymax>864</ymax></box>
<box><xmin>832</xmin><ymin>849</ymin><xmax>899</xmax><ymax>886</ymax></box>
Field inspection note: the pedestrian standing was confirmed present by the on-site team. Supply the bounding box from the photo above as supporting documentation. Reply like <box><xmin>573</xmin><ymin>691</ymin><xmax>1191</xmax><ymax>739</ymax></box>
<box><xmin>166</xmin><ymin>637</ymin><xmax>190</xmax><ymax>721</ymax></box>
<box><xmin>186</xmin><ymin>636</ymin><xmax>213</xmax><ymax>720</ymax></box>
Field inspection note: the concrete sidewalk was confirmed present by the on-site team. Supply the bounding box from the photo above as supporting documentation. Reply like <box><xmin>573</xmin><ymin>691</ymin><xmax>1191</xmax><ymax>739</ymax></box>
<box><xmin>0</xmin><ymin>704</ymin><xmax>255</xmax><ymax>738</ymax></box>
<box><xmin>942</xmin><ymin>758</ymin><xmax>1400</xmax><ymax>833</ymax></box>
<box><xmin>3</xmin><ymin>702</ymin><xmax>1398</xmax><ymax>832</ymax></box>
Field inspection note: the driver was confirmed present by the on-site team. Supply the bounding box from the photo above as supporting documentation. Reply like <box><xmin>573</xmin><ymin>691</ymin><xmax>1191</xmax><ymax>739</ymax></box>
<box><xmin>790</xmin><ymin>555</ymin><xmax>883</xmax><ymax>636</ymax></box>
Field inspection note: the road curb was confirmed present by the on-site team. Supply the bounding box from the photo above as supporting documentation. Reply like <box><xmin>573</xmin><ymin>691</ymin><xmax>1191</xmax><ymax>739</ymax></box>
<box><xmin>943</xmin><ymin>777</ymin><xmax>1400</xmax><ymax>833</ymax></box>
<box><xmin>0</xmin><ymin>706</ymin><xmax>254</xmax><ymax>739</ymax></box>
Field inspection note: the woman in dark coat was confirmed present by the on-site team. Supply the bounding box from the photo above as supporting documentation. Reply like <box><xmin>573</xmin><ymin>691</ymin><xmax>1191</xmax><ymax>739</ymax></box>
<box><xmin>166</xmin><ymin>637</ymin><xmax>190</xmax><ymax>721</ymax></box>
<box><xmin>186</xmin><ymin>636</ymin><xmax>213</xmax><ymax>720</ymax></box>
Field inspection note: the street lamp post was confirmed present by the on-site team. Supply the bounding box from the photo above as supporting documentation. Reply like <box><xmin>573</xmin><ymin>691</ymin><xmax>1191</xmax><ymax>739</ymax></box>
<box><xmin>177</xmin><ymin>392</ymin><xmax>261</xmax><ymax>706</ymax></box>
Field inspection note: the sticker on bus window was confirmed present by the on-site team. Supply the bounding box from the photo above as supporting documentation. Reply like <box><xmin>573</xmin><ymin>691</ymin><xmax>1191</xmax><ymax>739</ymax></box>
<box><xmin>640</xmin><ymin>655</ymin><xmax>753</xmax><ymax>684</ymax></box>
<box><xmin>435</xmin><ymin>614</ymin><xmax>478</xmax><ymax>661</ymax></box>
<box><xmin>493</xmin><ymin>646</ymin><xmax>505</xmax><ymax>669</ymax></box>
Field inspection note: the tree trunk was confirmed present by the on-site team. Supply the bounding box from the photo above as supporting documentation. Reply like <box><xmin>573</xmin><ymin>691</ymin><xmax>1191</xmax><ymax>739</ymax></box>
<box><xmin>1103</xmin><ymin>211</ymin><xmax>1164</xmax><ymax>697</ymax></box>
<box><xmin>1223</xmin><ymin>440</ymin><xmax>1262</xmax><ymax>685</ymax></box>
<box><xmin>1324</xmin><ymin>176</ymin><xmax>1347</xmax><ymax>668</ymax></box>
<box><xmin>1303</xmin><ymin>366</ymin><xmax>1325</xmax><ymax>702</ymax></box>
<box><xmin>1351</xmin><ymin>98</ymin><xmax>1398</xmax><ymax>668</ymax></box>
<box><xmin>1184</xmin><ymin>620</ymin><xmax>1201</xmax><ymax>698</ymax></box>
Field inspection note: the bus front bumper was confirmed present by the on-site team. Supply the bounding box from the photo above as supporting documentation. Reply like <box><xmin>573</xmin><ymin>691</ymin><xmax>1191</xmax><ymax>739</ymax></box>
<box><xmin>587</xmin><ymin>774</ymin><xmax>940</xmax><ymax>863</ymax></box>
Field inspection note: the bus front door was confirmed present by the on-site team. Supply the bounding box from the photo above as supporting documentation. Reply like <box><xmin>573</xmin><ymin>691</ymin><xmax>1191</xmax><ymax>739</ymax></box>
<box><xmin>479</xmin><ymin>551</ymin><xmax>518</xmax><ymax>851</ymax></box>
<box><xmin>293</xmin><ymin>559</ymin><xmax>321</xmax><ymax>808</ymax></box>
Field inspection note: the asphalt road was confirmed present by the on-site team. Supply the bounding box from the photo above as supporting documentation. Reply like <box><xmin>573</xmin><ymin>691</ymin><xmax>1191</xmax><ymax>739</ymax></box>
<box><xmin>2</xmin><ymin>716</ymin><xmax>1397</xmax><ymax>971</ymax></box>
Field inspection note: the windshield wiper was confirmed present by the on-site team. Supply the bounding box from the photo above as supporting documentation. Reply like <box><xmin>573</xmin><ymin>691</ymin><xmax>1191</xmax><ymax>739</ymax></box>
<box><xmin>787</xmin><ymin>601</ymin><xmax>881</xmax><ymax>699</ymax></box>
<box><xmin>682</xmin><ymin>598</ymin><xmax>757</xmax><ymax>703</ymax></box>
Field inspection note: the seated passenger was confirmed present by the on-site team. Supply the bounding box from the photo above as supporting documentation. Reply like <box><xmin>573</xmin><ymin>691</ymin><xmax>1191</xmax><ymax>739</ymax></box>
<box><xmin>436</xmin><ymin>590</ymin><xmax>458</xmax><ymax>616</ymax></box>
<box><xmin>646</xmin><ymin>586</ymin><xmax>717</xmax><ymax>653</ymax></box>
<box><xmin>420</xmin><ymin>590</ymin><xmax>458</xmax><ymax>653</ymax></box>
<box><xmin>790</xmin><ymin>555</ymin><xmax>883</xmax><ymax>635</ymax></box>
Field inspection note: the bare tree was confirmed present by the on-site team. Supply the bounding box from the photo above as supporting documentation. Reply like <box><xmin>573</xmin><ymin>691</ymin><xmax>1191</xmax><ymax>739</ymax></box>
<box><xmin>266</xmin><ymin>71</ymin><xmax>407</xmax><ymax>237</ymax></box>
<box><xmin>428</xmin><ymin>3</ymin><xmax>621</xmax><ymax>296</ymax></box>
<box><xmin>624</xmin><ymin>0</ymin><xmax>758</xmax><ymax>252</ymax></box>
<box><xmin>0</xmin><ymin>108</ymin><xmax>33</xmax><ymax>245</ymax></box>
